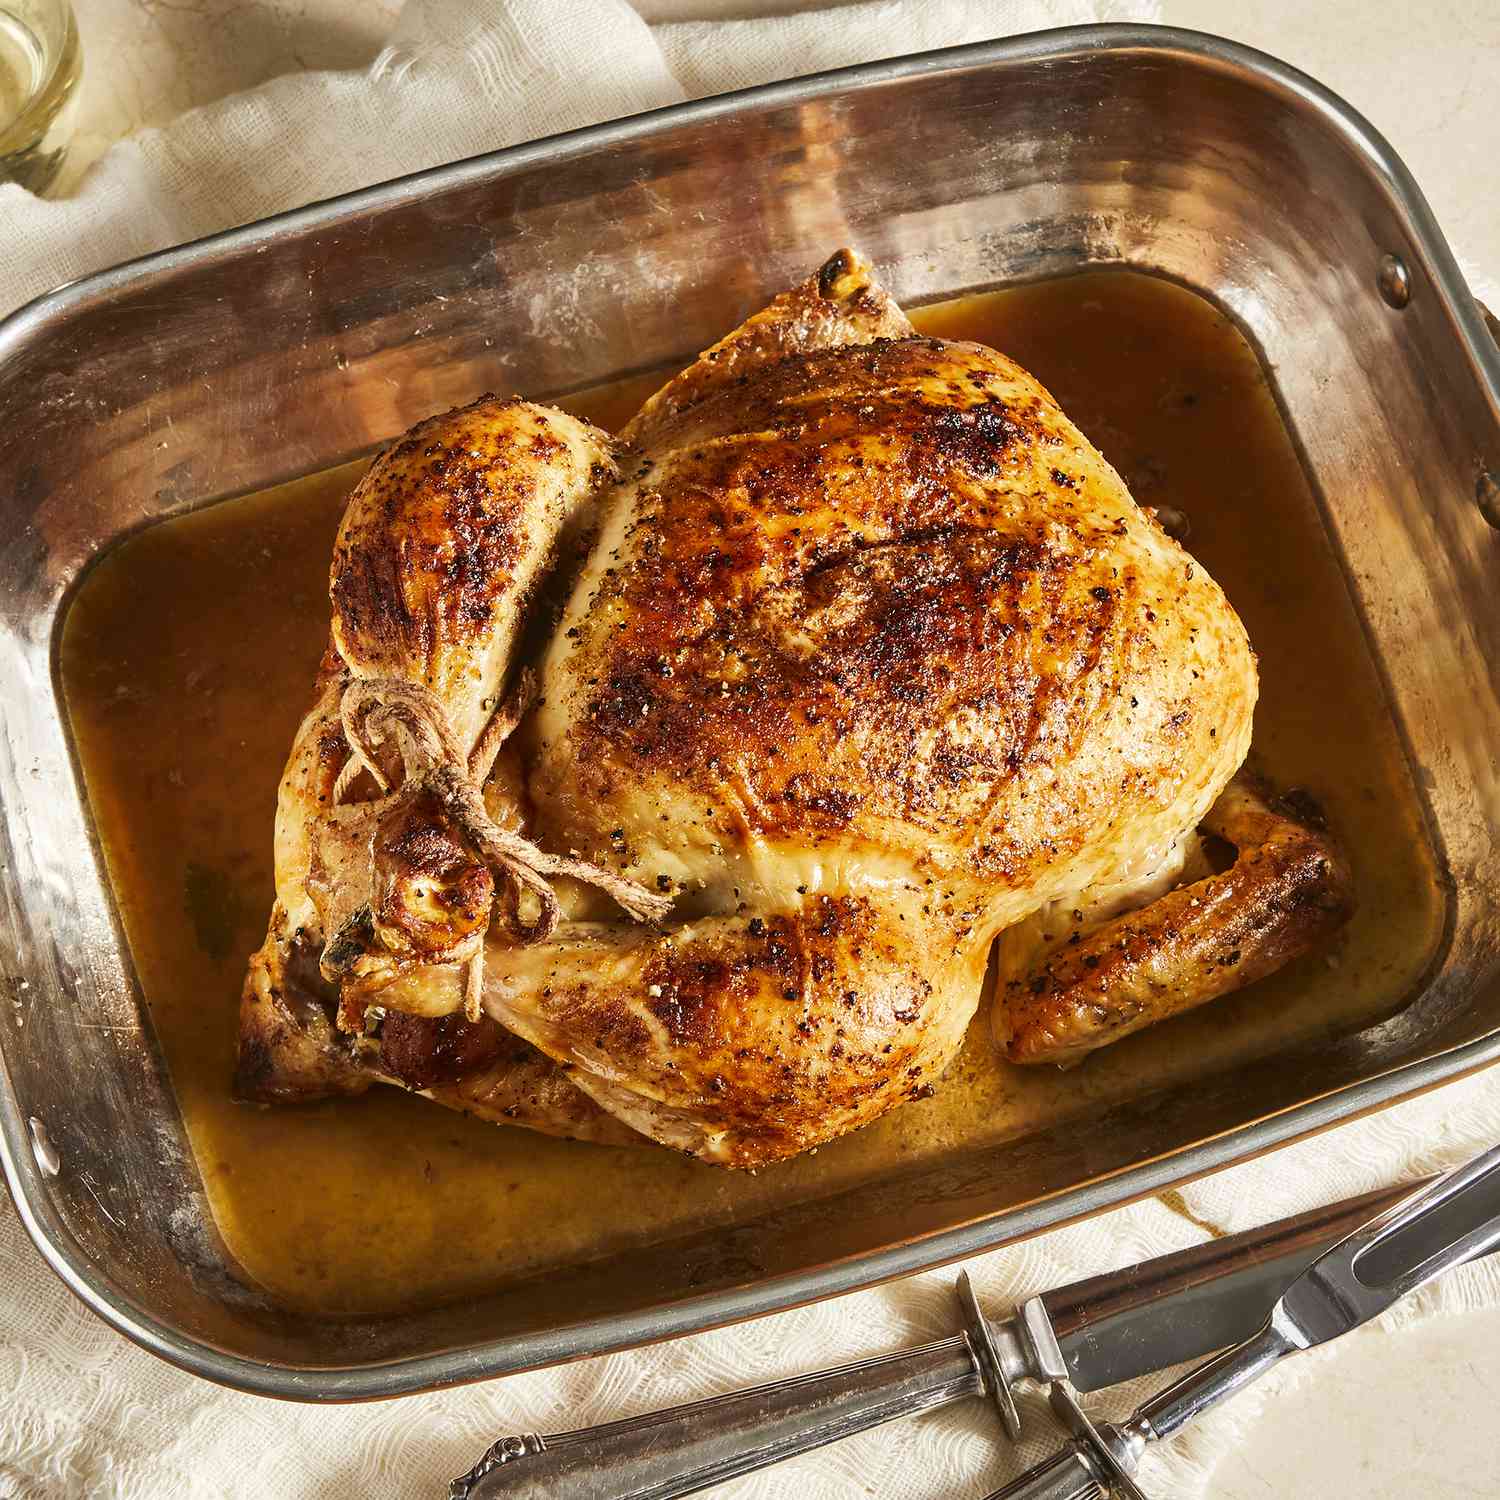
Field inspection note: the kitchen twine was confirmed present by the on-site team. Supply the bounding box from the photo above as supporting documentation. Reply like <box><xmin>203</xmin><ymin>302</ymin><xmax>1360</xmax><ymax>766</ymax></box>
<box><xmin>2</xmin><ymin>2</ymin><xmax>1499</xmax><ymax>1497</ymax></box>
<box><xmin>333</xmin><ymin>674</ymin><xmax>671</xmax><ymax>964</ymax></box>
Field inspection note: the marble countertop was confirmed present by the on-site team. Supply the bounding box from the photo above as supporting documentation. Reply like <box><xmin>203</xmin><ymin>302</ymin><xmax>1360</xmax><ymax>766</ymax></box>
<box><xmin>54</xmin><ymin>3</ymin><xmax>1500</xmax><ymax>1496</ymax></box>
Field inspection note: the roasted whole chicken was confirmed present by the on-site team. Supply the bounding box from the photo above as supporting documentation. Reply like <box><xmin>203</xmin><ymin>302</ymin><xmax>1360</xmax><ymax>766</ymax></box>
<box><xmin>237</xmin><ymin>250</ymin><xmax>1352</xmax><ymax>1168</ymax></box>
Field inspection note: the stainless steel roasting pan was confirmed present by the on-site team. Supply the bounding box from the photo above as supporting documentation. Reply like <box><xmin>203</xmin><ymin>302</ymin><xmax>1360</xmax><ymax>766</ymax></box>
<box><xmin>1</xmin><ymin>24</ymin><xmax>1497</xmax><ymax>1399</ymax></box>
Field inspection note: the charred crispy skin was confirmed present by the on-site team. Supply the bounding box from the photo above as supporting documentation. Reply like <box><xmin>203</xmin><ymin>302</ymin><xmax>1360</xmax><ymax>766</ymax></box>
<box><xmin>620</xmin><ymin>245</ymin><xmax>914</xmax><ymax>449</ymax></box>
<box><xmin>329</xmin><ymin>396</ymin><xmax>615</xmax><ymax>751</ymax></box>
<box><xmin>999</xmin><ymin>776</ymin><xmax>1355</xmax><ymax>1066</ymax></box>
<box><xmin>484</xmin><ymin>894</ymin><xmax>975</xmax><ymax>1164</ymax></box>
<box><xmin>266</xmin><ymin>397</ymin><xmax>617</xmax><ymax>957</ymax></box>
<box><xmin>240</xmin><ymin>248</ymin><xmax>1350</xmax><ymax>1166</ymax></box>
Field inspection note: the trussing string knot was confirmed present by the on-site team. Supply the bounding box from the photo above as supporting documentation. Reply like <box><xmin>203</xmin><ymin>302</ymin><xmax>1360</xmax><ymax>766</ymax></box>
<box><xmin>332</xmin><ymin>674</ymin><xmax>672</xmax><ymax>1020</ymax></box>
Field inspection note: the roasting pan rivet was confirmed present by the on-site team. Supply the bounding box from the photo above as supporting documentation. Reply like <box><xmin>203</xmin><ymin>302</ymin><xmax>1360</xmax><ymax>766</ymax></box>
<box><xmin>1477</xmin><ymin>469</ymin><xmax>1500</xmax><ymax>530</ymax></box>
<box><xmin>1377</xmin><ymin>253</ymin><xmax>1412</xmax><ymax>309</ymax></box>
<box><xmin>28</xmin><ymin>1116</ymin><xmax>60</xmax><ymax>1177</ymax></box>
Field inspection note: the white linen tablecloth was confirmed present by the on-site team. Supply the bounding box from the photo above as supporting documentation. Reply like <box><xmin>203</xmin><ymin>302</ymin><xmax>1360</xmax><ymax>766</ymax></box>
<box><xmin>2</xmin><ymin>3</ymin><xmax>1498</xmax><ymax>1496</ymax></box>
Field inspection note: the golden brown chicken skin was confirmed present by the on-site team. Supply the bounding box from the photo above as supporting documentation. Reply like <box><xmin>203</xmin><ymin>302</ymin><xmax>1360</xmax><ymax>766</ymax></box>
<box><xmin>495</xmin><ymin>254</ymin><xmax>1262</xmax><ymax>1165</ymax></box>
<box><xmin>236</xmin><ymin>394</ymin><xmax>655</xmax><ymax>1135</ymax></box>
<box><xmin>238</xmin><ymin>249</ymin><xmax>1351</xmax><ymax>1167</ymax></box>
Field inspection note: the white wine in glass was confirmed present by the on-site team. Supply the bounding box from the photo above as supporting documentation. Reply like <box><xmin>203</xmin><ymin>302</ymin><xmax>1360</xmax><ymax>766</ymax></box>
<box><xmin>0</xmin><ymin>0</ymin><xmax>79</xmax><ymax>194</ymax></box>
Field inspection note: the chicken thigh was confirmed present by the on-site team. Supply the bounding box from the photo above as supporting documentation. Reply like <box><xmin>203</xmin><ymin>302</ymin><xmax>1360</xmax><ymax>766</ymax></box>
<box><xmin>237</xmin><ymin>250</ymin><xmax>1351</xmax><ymax>1167</ymax></box>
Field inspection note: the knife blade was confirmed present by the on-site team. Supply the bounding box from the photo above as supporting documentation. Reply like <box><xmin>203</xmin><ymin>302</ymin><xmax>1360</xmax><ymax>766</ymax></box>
<box><xmin>991</xmin><ymin>1143</ymin><xmax>1500</xmax><ymax>1499</ymax></box>
<box><xmin>449</xmin><ymin>1175</ymin><xmax>1427</xmax><ymax>1500</ymax></box>
<box><xmin>1046</xmin><ymin>1175</ymin><xmax>1427</xmax><ymax>1391</ymax></box>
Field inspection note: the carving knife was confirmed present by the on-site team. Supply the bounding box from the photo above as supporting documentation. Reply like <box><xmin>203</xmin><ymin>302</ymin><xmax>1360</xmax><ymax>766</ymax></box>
<box><xmin>449</xmin><ymin>1174</ymin><xmax>1433</xmax><ymax>1499</ymax></box>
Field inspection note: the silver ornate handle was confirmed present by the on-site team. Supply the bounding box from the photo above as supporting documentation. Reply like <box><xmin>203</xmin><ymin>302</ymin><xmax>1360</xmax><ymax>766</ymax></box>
<box><xmin>988</xmin><ymin>1449</ymin><xmax>1108</xmax><ymax>1500</ymax></box>
<box><xmin>450</xmin><ymin>1334</ymin><xmax>983</xmax><ymax>1499</ymax></box>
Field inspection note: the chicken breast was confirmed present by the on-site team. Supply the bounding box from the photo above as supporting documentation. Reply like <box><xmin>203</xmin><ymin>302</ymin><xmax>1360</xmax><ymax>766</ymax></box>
<box><xmin>489</xmin><ymin>252</ymin><xmax>1256</xmax><ymax>1165</ymax></box>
